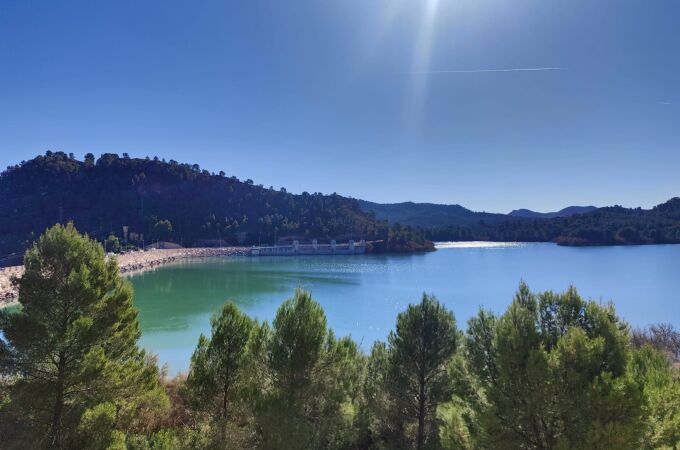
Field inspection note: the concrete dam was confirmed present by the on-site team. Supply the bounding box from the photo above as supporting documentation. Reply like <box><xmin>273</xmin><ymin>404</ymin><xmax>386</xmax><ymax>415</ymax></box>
<box><xmin>250</xmin><ymin>239</ymin><xmax>366</xmax><ymax>256</ymax></box>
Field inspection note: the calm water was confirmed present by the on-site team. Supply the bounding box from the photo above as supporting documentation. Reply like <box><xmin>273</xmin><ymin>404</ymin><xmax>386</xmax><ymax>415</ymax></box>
<box><xmin>129</xmin><ymin>243</ymin><xmax>680</xmax><ymax>374</ymax></box>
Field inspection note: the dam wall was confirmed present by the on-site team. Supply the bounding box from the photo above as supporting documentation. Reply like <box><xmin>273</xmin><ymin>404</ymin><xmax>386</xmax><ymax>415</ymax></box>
<box><xmin>251</xmin><ymin>239</ymin><xmax>366</xmax><ymax>256</ymax></box>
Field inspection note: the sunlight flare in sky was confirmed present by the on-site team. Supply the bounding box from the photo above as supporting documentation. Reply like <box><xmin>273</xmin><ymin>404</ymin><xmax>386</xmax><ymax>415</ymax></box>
<box><xmin>406</xmin><ymin>0</ymin><xmax>441</xmax><ymax>129</ymax></box>
<box><xmin>1</xmin><ymin>0</ymin><xmax>678</xmax><ymax>210</ymax></box>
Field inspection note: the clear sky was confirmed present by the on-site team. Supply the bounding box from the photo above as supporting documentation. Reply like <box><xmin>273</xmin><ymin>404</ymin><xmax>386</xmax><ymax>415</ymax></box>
<box><xmin>1</xmin><ymin>0</ymin><xmax>678</xmax><ymax>213</ymax></box>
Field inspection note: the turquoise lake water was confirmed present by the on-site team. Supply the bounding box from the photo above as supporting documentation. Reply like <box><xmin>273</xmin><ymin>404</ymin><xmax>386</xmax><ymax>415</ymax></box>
<box><xmin>128</xmin><ymin>242</ymin><xmax>680</xmax><ymax>374</ymax></box>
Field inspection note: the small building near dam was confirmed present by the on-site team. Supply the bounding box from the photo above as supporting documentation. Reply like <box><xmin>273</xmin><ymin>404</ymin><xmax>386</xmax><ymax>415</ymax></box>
<box><xmin>250</xmin><ymin>239</ymin><xmax>366</xmax><ymax>256</ymax></box>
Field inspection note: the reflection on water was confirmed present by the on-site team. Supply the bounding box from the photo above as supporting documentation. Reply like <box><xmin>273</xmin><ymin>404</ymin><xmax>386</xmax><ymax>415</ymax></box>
<box><xmin>434</xmin><ymin>241</ymin><xmax>527</xmax><ymax>249</ymax></box>
<box><xmin>129</xmin><ymin>256</ymin><xmax>367</xmax><ymax>331</ymax></box>
<box><xmin>129</xmin><ymin>244</ymin><xmax>680</xmax><ymax>375</ymax></box>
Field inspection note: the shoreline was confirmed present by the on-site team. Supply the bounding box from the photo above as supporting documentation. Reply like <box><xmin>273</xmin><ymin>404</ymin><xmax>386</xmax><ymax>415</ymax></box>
<box><xmin>0</xmin><ymin>247</ymin><xmax>250</xmax><ymax>308</ymax></box>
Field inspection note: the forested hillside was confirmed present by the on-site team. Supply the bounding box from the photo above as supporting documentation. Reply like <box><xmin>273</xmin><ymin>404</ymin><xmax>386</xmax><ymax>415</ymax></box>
<box><xmin>360</xmin><ymin>198</ymin><xmax>680</xmax><ymax>246</ymax></box>
<box><xmin>357</xmin><ymin>200</ymin><xmax>508</xmax><ymax>228</ymax></box>
<box><xmin>425</xmin><ymin>198</ymin><xmax>680</xmax><ymax>245</ymax></box>
<box><xmin>0</xmin><ymin>152</ymin><xmax>432</xmax><ymax>260</ymax></box>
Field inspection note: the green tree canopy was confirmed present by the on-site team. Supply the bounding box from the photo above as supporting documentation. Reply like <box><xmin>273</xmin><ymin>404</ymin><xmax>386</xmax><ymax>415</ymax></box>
<box><xmin>466</xmin><ymin>282</ymin><xmax>644</xmax><ymax>450</ymax></box>
<box><xmin>0</xmin><ymin>223</ymin><xmax>167</xmax><ymax>449</ymax></box>
<box><xmin>365</xmin><ymin>294</ymin><xmax>459</xmax><ymax>450</ymax></box>
<box><xmin>185</xmin><ymin>303</ymin><xmax>254</xmax><ymax>421</ymax></box>
<box><xmin>629</xmin><ymin>345</ymin><xmax>680</xmax><ymax>450</ymax></box>
<box><xmin>255</xmin><ymin>289</ymin><xmax>362</xmax><ymax>450</ymax></box>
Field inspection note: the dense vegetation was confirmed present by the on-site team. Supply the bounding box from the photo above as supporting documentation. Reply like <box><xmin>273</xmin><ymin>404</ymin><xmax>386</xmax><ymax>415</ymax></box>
<box><xmin>1</xmin><ymin>225</ymin><xmax>679</xmax><ymax>449</ymax></box>
<box><xmin>361</xmin><ymin>199</ymin><xmax>680</xmax><ymax>246</ymax></box>
<box><xmin>0</xmin><ymin>152</ymin><xmax>432</xmax><ymax>262</ymax></box>
<box><xmin>357</xmin><ymin>201</ymin><xmax>509</xmax><ymax>228</ymax></box>
<box><xmin>424</xmin><ymin>198</ymin><xmax>680</xmax><ymax>246</ymax></box>
<box><xmin>0</xmin><ymin>224</ymin><xmax>167</xmax><ymax>448</ymax></box>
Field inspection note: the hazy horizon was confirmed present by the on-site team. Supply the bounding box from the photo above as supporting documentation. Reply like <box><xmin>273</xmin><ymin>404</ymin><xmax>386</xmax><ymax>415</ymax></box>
<box><xmin>1</xmin><ymin>0</ymin><xmax>679</xmax><ymax>212</ymax></box>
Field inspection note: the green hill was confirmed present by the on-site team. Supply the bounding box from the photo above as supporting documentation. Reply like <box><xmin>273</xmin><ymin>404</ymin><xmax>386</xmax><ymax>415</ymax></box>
<box><xmin>425</xmin><ymin>199</ymin><xmax>680</xmax><ymax>245</ymax></box>
<box><xmin>0</xmin><ymin>152</ymin><xmax>432</xmax><ymax>262</ymax></box>
<box><xmin>357</xmin><ymin>200</ymin><xmax>508</xmax><ymax>228</ymax></box>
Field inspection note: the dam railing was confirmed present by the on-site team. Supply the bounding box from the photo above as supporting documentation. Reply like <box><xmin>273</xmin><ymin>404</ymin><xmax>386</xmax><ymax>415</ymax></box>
<box><xmin>250</xmin><ymin>239</ymin><xmax>366</xmax><ymax>256</ymax></box>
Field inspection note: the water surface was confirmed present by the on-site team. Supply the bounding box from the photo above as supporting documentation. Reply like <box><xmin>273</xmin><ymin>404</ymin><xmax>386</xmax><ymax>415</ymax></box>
<box><xmin>129</xmin><ymin>243</ymin><xmax>680</xmax><ymax>374</ymax></box>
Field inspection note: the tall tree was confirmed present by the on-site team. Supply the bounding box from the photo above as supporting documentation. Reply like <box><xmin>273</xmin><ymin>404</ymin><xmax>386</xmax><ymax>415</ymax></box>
<box><xmin>255</xmin><ymin>289</ymin><xmax>362</xmax><ymax>450</ymax></box>
<box><xmin>383</xmin><ymin>294</ymin><xmax>459</xmax><ymax>450</ymax></box>
<box><xmin>0</xmin><ymin>223</ymin><xmax>167</xmax><ymax>449</ymax></box>
<box><xmin>466</xmin><ymin>282</ymin><xmax>644</xmax><ymax>450</ymax></box>
<box><xmin>185</xmin><ymin>302</ymin><xmax>254</xmax><ymax>421</ymax></box>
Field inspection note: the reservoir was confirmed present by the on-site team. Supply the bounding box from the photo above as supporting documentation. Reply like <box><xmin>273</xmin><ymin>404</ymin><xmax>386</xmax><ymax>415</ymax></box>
<box><xmin>129</xmin><ymin>242</ymin><xmax>680</xmax><ymax>374</ymax></box>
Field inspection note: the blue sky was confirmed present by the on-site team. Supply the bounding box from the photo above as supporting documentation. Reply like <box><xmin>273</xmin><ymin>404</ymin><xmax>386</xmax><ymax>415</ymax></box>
<box><xmin>1</xmin><ymin>0</ymin><xmax>678</xmax><ymax>213</ymax></box>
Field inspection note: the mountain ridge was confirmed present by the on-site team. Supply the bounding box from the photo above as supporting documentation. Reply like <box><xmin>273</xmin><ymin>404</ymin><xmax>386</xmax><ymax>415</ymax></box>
<box><xmin>508</xmin><ymin>206</ymin><xmax>598</xmax><ymax>219</ymax></box>
<box><xmin>357</xmin><ymin>200</ymin><xmax>508</xmax><ymax>228</ymax></box>
<box><xmin>358</xmin><ymin>200</ymin><xmax>597</xmax><ymax>227</ymax></box>
<box><xmin>359</xmin><ymin>198</ymin><xmax>680</xmax><ymax>246</ymax></box>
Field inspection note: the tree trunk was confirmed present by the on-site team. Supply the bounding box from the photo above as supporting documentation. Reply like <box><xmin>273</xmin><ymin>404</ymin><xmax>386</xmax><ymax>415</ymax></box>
<box><xmin>222</xmin><ymin>385</ymin><xmax>228</xmax><ymax>420</ymax></box>
<box><xmin>417</xmin><ymin>374</ymin><xmax>426</xmax><ymax>450</ymax></box>
<box><xmin>50</xmin><ymin>353</ymin><xmax>66</xmax><ymax>449</ymax></box>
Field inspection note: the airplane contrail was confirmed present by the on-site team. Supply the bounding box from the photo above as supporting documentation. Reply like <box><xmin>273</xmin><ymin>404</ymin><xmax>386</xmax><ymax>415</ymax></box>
<box><xmin>407</xmin><ymin>67</ymin><xmax>564</xmax><ymax>74</ymax></box>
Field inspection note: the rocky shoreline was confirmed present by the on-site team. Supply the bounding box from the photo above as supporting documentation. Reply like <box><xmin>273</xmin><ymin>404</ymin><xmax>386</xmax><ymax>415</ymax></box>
<box><xmin>0</xmin><ymin>247</ymin><xmax>250</xmax><ymax>308</ymax></box>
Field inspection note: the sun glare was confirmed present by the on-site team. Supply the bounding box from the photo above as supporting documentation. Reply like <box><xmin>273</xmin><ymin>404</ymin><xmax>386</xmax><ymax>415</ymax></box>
<box><xmin>406</xmin><ymin>0</ymin><xmax>441</xmax><ymax>129</ymax></box>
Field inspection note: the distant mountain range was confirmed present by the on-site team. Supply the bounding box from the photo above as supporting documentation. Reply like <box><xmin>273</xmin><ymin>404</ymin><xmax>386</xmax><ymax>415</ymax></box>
<box><xmin>359</xmin><ymin>198</ymin><xmax>680</xmax><ymax>246</ymax></box>
<box><xmin>508</xmin><ymin>206</ymin><xmax>597</xmax><ymax>219</ymax></box>
<box><xmin>356</xmin><ymin>200</ymin><xmax>508</xmax><ymax>228</ymax></box>
<box><xmin>358</xmin><ymin>200</ymin><xmax>596</xmax><ymax>227</ymax></box>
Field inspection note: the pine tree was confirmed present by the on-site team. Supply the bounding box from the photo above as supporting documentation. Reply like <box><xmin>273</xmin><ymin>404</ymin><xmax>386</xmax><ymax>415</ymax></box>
<box><xmin>384</xmin><ymin>294</ymin><xmax>459</xmax><ymax>450</ymax></box>
<box><xmin>256</xmin><ymin>289</ymin><xmax>361</xmax><ymax>450</ymax></box>
<box><xmin>0</xmin><ymin>223</ymin><xmax>167</xmax><ymax>449</ymax></box>
<box><xmin>186</xmin><ymin>303</ymin><xmax>254</xmax><ymax>420</ymax></box>
<box><xmin>467</xmin><ymin>282</ymin><xmax>644</xmax><ymax>450</ymax></box>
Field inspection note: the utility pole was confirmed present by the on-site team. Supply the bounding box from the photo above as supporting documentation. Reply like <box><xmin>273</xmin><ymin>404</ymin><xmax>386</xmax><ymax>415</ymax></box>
<box><xmin>122</xmin><ymin>226</ymin><xmax>128</xmax><ymax>252</ymax></box>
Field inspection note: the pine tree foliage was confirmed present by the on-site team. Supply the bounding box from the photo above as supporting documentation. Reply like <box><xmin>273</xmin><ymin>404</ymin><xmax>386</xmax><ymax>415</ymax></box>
<box><xmin>465</xmin><ymin>282</ymin><xmax>644</xmax><ymax>450</ymax></box>
<box><xmin>1</xmin><ymin>224</ymin><xmax>676</xmax><ymax>450</ymax></box>
<box><xmin>183</xmin><ymin>302</ymin><xmax>258</xmax><ymax>448</ymax></box>
<box><xmin>186</xmin><ymin>303</ymin><xmax>255</xmax><ymax>421</ymax></box>
<box><xmin>0</xmin><ymin>223</ymin><xmax>168</xmax><ymax>449</ymax></box>
<box><xmin>255</xmin><ymin>289</ymin><xmax>363</xmax><ymax>450</ymax></box>
<box><xmin>629</xmin><ymin>346</ymin><xmax>680</xmax><ymax>450</ymax></box>
<box><xmin>365</xmin><ymin>294</ymin><xmax>458</xmax><ymax>450</ymax></box>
